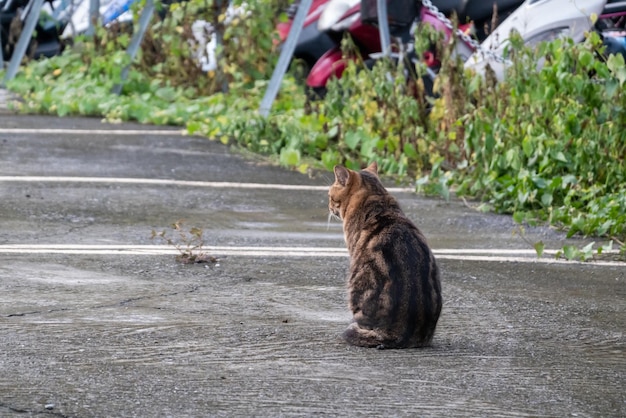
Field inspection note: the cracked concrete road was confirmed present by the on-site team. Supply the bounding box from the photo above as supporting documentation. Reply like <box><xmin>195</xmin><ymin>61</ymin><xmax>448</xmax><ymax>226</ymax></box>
<box><xmin>0</xmin><ymin>113</ymin><xmax>625</xmax><ymax>417</ymax></box>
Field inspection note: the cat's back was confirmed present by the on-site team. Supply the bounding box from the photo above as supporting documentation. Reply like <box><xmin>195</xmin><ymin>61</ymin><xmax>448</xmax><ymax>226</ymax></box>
<box><xmin>345</xmin><ymin>171</ymin><xmax>429</xmax><ymax>253</ymax></box>
<box><xmin>352</xmin><ymin>198</ymin><xmax>439</xmax><ymax>301</ymax></box>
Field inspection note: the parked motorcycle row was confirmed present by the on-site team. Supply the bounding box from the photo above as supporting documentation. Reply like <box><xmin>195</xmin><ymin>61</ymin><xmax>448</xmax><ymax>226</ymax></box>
<box><xmin>0</xmin><ymin>0</ymin><xmax>143</xmax><ymax>62</ymax></box>
<box><xmin>3</xmin><ymin>0</ymin><xmax>626</xmax><ymax>94</ymax></box>
<box><xmin>279</xmin><ymin>0</ymin><xmax>626</xmax><ymax>97</ymax></box>
<box><xmin>1</xmin><ymin>0</ymin><xmax>251</xmax><ymax>74</ymax></box>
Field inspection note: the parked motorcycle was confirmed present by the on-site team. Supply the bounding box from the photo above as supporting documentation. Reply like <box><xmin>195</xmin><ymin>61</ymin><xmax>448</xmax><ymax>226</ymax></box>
<box><xmin>304</xmin><ymin>0</ymin><xmax>626</xmax><ymax>97</ymax></box>
<box><xmin>464</xmin><ymin>0</ymin><xmax>622</xmax><ymax>80</ymax></box>
<box><xmin>306</xmin><ymin>0</ymin><xmax>523</xmax><ymax>96</ymax></box>
<box><xmin>0</xmin><ymin>0</ymin><xmax>136</xmax><ymax>62</ymax></box>
<box><xmin>304</xmin><ymin>0</ymin><xmax>528</xmax><ymax>97</ymax></box>
<box><xmin>1</xmin><ymin>0</ymin><xmax>67</xmax><ymax>61</ymax></box>
<box><xmin>1</xmin><ymin>0</ymin><xmax>180</xmax><ymax>64</ymax></box>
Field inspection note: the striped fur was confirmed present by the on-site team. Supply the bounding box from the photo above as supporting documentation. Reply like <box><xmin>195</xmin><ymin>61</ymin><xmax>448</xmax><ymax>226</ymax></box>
<box><xmin>329</xmin><ymin>162</ymin><xmax>442</xmax><ymax>349</ymax></box>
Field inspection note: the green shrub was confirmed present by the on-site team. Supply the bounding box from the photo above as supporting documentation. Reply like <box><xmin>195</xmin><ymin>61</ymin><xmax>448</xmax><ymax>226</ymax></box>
<box><xmin>453</xmin><ymin>33</ymin><xmax>626</xmax><ymax>241</ymax></box>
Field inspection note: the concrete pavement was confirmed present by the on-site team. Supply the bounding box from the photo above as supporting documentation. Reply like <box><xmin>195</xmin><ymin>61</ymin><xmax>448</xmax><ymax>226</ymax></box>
<box><xmin>0</xmin><ymin>113</ymin><xmax>624</xmax><ymax>417</ymax></box>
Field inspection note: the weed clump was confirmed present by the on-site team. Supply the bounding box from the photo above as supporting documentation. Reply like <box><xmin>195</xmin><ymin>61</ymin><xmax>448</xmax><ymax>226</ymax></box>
<box><xmin>151</xmin><ymin>220</ymin><xmax>218</xmax><ymax>264</ymax></box>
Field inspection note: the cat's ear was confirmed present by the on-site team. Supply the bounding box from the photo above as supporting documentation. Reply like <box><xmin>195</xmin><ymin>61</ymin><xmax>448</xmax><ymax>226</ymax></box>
<box><xmin>333</xmin><ymin>165</ymin><xmax>351</xmax><ymax>187</ymax></box>
<box><xmin>365</xmin><ymin>161</ymin><xmax>378</xmax><ymax>176</ymax></box>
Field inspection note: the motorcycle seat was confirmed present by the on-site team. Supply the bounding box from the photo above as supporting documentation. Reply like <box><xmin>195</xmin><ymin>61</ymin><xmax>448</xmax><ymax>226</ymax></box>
<box><xmin>428</xmin><ymin>0</ymin><xmax>467</xmax><ymax>16</ymax></box>
<box><xmin>604</xmin><ymin>0</ymin><xmax>626</xmax><ymax>13</ymax></box>
<box><xmin>462</xmin><ymin>0</ymin><xmax>524</xmax><ymax>23</ymax></box>
<box><xmin>429</xmin><ymin>0</ymin><xmax>523</xmax><ymax>23</ymax></box>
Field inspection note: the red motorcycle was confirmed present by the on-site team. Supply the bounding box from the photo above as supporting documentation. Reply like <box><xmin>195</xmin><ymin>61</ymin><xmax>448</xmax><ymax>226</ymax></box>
<box><xmin>304</xmin><ymin>0</ymin><xmax>379</xmax><ymax>97</ymax></box>
<box><xmin>304</xmin><ymin>0</ymin><xmax>526</xmax><ymax>97</ymax></box>
<box><xmin>276</xmin><ymin>0</ymin><xmax>337</xmax><ymax>75</ymax></box>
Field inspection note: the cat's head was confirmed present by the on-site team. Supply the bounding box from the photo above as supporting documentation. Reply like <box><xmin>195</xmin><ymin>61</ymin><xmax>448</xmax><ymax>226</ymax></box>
<box><xmin>329</xmin><ymin>162</ymin><xmax>380</xmax><ymax>220</ymax></box>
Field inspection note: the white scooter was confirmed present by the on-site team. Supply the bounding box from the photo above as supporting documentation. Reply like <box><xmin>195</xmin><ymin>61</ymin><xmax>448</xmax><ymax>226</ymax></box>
<box><xmin>464</xmin><ymin>0</ymin><xmax>620</xmax><ymax>80</ymax></box>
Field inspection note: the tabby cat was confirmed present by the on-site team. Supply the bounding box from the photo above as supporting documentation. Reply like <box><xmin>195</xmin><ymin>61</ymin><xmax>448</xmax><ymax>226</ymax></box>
<box><xmin>329</xmin><ymin>162</ymin><xmax>442</xmax><ymax>349</ymax></box>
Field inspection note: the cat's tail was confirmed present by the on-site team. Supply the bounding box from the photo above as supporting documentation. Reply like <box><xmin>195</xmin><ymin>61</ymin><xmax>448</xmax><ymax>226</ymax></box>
<box><xmin>342</xmin><ymin>323</ymin><xmax>389</xmax><ymax>349</ymax></box>
<box><xmin>342</xmin><ymin>322</ymin><xmax>433</xmax><ymax>349</ymax></box>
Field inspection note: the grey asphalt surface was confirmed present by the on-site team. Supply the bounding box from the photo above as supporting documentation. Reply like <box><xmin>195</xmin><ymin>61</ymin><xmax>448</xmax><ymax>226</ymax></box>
<box><xmin>0</xmin><ymin>100</ymin><xmax>625</xmax><ymax>417</ymax></box>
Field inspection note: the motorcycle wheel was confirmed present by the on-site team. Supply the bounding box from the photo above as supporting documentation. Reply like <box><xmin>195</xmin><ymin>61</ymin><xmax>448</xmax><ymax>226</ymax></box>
<box><xmin>307</xmin><ymin>86</ymin><xmax>327</xmax><ymax>101</ymax></box>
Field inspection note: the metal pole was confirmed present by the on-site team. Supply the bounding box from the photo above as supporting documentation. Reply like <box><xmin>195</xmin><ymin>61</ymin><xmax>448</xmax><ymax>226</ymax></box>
<box><xmin>213</xmin><ymin>0</ymin><xmax>228</xmax><ymax>93</ymax></box>
<box><xmin>86</xmin><ymin>0</ymin><xmax>100</xmax><ymax>36</ymax></box>
<box><xmin>111</xmin><ymin>0</ymin><xmax>155</xmax><ymax>95</ymax></box>
<box><xmin>376</xmin><ymin>0</ymin><xmax>391</xmax><ymax>57</ymax></box>
<box><xmin>259</xmin><ymin>0</ymin><xmax>312</xmax><ymax>117</ymax></box>
<box><xmin>0</xmin><ymin>27</ymin><xmax>4</xmax><ymax>69</ymax></box>
<box><xmin>3</xmin><ymin>0</ymin><xmax>45</xmax><ymax>84</ymax></box>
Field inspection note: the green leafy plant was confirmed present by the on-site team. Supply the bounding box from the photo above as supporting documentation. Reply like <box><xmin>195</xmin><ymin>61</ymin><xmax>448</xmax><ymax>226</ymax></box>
<box><xmin>450</xmin><ymin>32</ymin><xmax>626</xmax><ymax>257</ymax></box>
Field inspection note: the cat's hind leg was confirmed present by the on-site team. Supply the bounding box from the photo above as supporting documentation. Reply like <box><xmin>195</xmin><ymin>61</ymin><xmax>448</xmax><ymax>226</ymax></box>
<box><xmin>342</xmin><ymin>322</ymin><xmax>387</xmax><ymax>348</ymax></box>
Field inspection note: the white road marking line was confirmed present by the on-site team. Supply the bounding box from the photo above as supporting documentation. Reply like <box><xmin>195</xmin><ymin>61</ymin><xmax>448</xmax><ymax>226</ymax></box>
<box><xmin>2</xmin><ymin>128</ymin><xmax>184</xmax><ymax>135</ymax></box>
<box><xmin>0</xmin><ymin>176</ymin><xmax>414</xmax><ymax>193</ymax></box>
<box><xmin>0</xmin><ymin>245</ymin><xmax>622</xmax><ymax>266</ymax></box>
<box><xmin>434</xmin><ymin>255</ymin><xmax>624</xmax><ymax>267</ymax></box>
<box><xmin>1</xmin><ymin>244</ymin><xmax>619</xmax><ymax>255</ymax></box>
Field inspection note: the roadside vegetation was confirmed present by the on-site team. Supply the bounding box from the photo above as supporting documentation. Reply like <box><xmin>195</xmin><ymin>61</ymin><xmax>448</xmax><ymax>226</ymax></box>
<box><xmin>2</xmin><ymin>0</ymin><xmax>625</xmax><ymax>259</ymax></box>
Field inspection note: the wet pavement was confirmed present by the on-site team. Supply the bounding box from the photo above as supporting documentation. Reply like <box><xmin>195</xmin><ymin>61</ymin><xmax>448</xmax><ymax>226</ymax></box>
<box><xmin>0</xmin><ymin>112</ymin><xmax>625</xmax><ymax>417</ymax></box>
